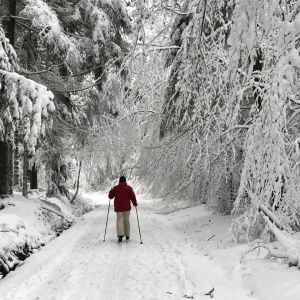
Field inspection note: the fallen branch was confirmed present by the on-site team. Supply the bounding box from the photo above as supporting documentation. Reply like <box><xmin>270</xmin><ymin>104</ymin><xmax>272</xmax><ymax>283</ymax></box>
<box><xmin>207</xmin><ymin>234</ymin><xmax>215</xmax><ymax>241</ymax></box>
<box><xmin>0</xmin><ymin>225</ymin><xmax>18</xmax><ymax>234</ymax></box>
<box><xmin>241</xmin><ymin>240</ymin><xmax>286</xmax><ymax>263</ymax></box>
<box><xmin>205</xmin><ymin>287</ymin><xmax>214</xmax><ymax>297</ymax></box>
<box><xmin>242</xmin><ymin>204</ymin><xmax>300</xmax><ymax>267</ymax></box>
<box><xmin>41</xmin><ymin>206</ymin><xmax>72</xmax><ymax>223</ymax></box>
<box><xmin>259</xmin><ymin>203</ymin><xmax>286</xmax><ymax>231</ymax></box>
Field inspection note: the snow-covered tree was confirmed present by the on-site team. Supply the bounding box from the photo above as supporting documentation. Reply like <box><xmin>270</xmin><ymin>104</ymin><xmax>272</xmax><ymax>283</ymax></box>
<box><xmin>0</xmin><ymin>26</ymin><xmax>54</xmax><ymax>196</ymax></box>
<box><xmin>229</xmin><ymin>0</ymin><xmax>300</xmax><ymax>241</ymax></box>
<box><xmin>129</xmin><ymin>0</ymin><xmax>239</xmax><ymax>208</ymax></box>
<box><xmin>5</xmin><ymin>0</ymin><xmax>133</xmax><ymax>198</ymax></box>
<box><xmin>19</xmin><ymin>0</ymin><xmax>131</xmax><ymax>88</ymax></box>
<box><xmin>109</xmin><ymin>0</ymin><xmax>300</xmax><ymax>253</ymax></box>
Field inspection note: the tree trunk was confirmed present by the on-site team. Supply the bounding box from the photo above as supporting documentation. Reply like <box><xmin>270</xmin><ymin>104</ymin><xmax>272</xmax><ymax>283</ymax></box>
<box><xmin>0</xmin><ymin>0</ymin><xmax>17</xmax><ymax>197</ymax></box>
<box><xmin>46</xmin><ymin>154</ymin><xmax>70</xmax><ymax>199</ymax></box>
<box><xmin>13</xmin><ymin>131</ymin><xmax>19</xmax><ymax>186</ymax></box>
<box><xmin>71</xmin><ymin>161</ymin><xmax>82</xmax><ymax>203</ymax></box>
<box><xmin>252</xmin><ymin>48</ymin><xmax>264</xmax><ymax>111</ymax></box>
<box><xmin>22</xmin><ymin>147</ymin><xmax>28</xmax><ymax>198</ymax></box>
<box><xmin>0</xmin><ymin>141</ymin><xmax>13</xmax><ymax>196</ymax></box>
<box><xmin>30</xmin><ymin>163</ymin><xmax>38</xmax><ymax>190</ymax></box>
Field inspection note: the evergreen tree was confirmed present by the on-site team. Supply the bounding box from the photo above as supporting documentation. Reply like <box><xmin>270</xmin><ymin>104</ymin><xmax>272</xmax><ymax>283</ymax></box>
<box><xmin>0</xmin><ymin>0</ymin><xmax>132</xmax><ymax>198</ymax></box>
<box><xmin>0</xmin><ymin>25</ymin><xmax>55</xmax><ymax>197</ymax></box>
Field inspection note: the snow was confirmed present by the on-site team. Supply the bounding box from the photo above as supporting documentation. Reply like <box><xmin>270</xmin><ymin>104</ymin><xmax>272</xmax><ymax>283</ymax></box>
<box><xmin>1</xmin><ymin>192</ymin><xmax>299</xmax><ymax>299</ymax></box>
<box><xmin>0</xmin><ymin>214</ymin><xmax>25</xmax><ymax>234</ymax></box>
<box><xmin>0</xmin><ymin>192</ymin><xmax>95</xmax><ymax>278</ymax></box>
<box><xmin>21</xmin><ymin>0</ymin><xmax>81</xmax><ymax>65</ymax></box>
<box><xmin>164</xmin><ymin>203</ymin><xmax>300</xmax><ymax>300</ymax></box>
<box><xmin>0</xmin><ymin>52</ymin><xmax>54</xmax><ymax>153</ymax></box>
<box><xmin>0</xmin><ymin>195</ymin><xmax>58</xmax><ymax>276</ymax></box>
<box><xmin>243</xmin><ymin>259</ymin><xmax>300</xmax><ymax>300</ymax></box>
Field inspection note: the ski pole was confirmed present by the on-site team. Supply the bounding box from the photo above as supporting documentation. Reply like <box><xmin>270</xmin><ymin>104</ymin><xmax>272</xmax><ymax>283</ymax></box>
<box><xmin>135</xmin><ymin>206</ymin><xmax>143</xmax><ymax>244</ymax></box>
<box><xmin>103</xmin><ymin>199</ymin><xmax>111</xmax><ymax>242</ymax></box>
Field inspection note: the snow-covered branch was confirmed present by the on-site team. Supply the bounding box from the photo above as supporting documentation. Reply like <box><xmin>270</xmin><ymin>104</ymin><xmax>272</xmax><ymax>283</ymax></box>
<box><xmin>0</xmin><ymin>27</ymin><xmax>55</xmax><ymax>153</ymax></box>
<box><xmin>20</xmin><ymin>0</ymin><xmax>81</xmax><ymax>64</ymax></box>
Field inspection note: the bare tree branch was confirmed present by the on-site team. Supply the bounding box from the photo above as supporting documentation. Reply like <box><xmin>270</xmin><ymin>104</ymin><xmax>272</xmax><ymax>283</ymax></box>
<box><xmin>16</xmin><ymin>21</ymin><xmax>37</xmax><ymax>32</ymax></box>
<box><xmin>17</xmin><ymin>0</ymin><xmax>26</xmax><ymax>6</ymax></box>
<box><xmin>10</xmin><ymin>15</ymin><xmax>31</xmax><ymax>21</ymax></box>
<box><xmin>20</xmin><ymin>62</ymin><xmax>64</xmax><ymax>75</ymax></box>
<box><xmin>163</xmin><ymin>6</ymin><xmax>188</xmax><ymax>15</ymax></box>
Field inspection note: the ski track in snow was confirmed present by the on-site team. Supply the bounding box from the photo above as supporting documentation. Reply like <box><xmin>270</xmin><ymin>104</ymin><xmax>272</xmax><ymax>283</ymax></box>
<box><xmin>0</xmin><ymin>202</ymin><xmax>255</xmax><ymax>300</ymax></box>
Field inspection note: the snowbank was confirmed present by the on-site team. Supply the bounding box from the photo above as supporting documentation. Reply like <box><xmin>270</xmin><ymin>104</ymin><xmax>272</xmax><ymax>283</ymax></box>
<box><xmin>161</xmin><ymin>203</ymin><xmax>300</xmax><ymax>300</ymax></box>
<box><xmin>0</xmin><ymin>192</ymin><xmax>95</xmax><ymax>278</ymax></box>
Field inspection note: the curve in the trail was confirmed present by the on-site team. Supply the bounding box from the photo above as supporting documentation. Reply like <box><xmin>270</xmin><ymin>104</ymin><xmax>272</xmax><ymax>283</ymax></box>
<box><xmin>0</xmin><ymin>202</ymin><xmax>255</xmax><ymax>300</ymax></box>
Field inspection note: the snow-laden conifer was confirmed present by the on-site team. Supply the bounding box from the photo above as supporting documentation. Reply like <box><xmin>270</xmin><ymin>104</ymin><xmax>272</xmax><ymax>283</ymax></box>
<box><xmin>0</xmin><ymin>27</ymin><xmax>54</xmax><ymax>153</ymax></box>
<box><xmin>20</xmin><ymin>0</ymin><xmax>81</xmax><ymax>65</ymax></box>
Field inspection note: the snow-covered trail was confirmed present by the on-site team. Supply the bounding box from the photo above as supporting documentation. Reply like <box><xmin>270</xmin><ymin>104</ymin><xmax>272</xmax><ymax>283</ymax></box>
<box><xmin>0</xmin><ymin>196</ymin><xmax>255</xmax><ymax>300</ymax></box>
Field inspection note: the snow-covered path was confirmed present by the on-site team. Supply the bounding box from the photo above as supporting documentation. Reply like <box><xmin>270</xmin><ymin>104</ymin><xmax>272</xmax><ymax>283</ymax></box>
<box><xmin>0</xmin><ymin>196</ymin><xmax>255</xmax><ymax>300</ymax></box>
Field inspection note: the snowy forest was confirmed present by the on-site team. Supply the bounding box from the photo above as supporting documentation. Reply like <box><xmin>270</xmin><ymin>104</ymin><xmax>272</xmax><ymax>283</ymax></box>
<box><xmin>0</xmin><ymin>0</ymin><xmax>300</xmax><ymax>299</ymax></box>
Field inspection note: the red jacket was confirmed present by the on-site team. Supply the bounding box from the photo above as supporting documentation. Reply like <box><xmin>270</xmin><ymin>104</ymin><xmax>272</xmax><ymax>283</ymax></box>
<box><xmin>108</xmin><ymin>182</ymin><xmax>137</xmax><ymax>212</ymax></box>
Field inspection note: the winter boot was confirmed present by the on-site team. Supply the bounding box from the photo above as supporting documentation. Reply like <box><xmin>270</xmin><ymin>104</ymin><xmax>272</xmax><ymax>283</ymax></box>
<box><xmin>118</xmin><ymin>236</ymin><xmax>123</xmax><ymax>243</ymax></box>
<box><xmin>126</xmin><ymin>236</ymin><xmax>130</xmax><ymax>241</ymax></box>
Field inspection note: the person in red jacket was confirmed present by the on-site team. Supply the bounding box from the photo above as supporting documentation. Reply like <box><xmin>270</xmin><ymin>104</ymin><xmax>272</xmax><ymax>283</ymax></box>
<box><xmin>108</xmin><ymin>176</ymin><xmax>137</xmax><ymax>243</ymax></box>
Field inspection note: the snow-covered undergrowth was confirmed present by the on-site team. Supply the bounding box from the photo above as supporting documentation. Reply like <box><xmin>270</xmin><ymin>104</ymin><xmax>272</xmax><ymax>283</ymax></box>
<box><xmin>0</xmin><ymin>192</ymin><xmax>95</xmax><ymax>278</ymax></box>
<box><xmin>160</xmin><ymin>203</ymin><xmax>300</xmax><ymax>300</ymax></box>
